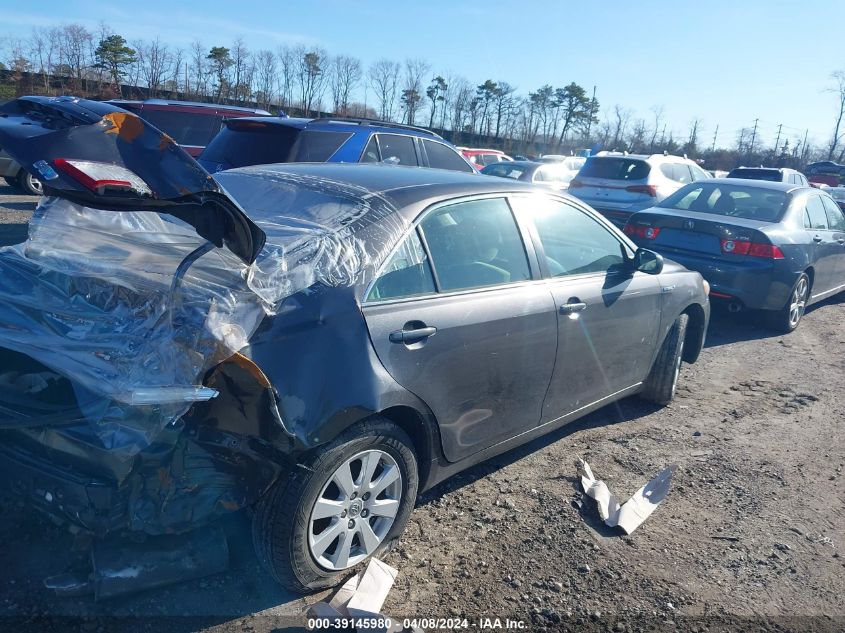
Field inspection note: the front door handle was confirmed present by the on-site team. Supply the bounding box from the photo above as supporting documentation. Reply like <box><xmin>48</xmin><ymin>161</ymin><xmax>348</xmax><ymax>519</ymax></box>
<box><xmin>389</xmin><ymin>326</ymin><xmax>437</xmax><ymax>344</ymax></box>
<box><xmin>559</xmin><ymin>301</ymin><xmax>587</xmax><ymax>315</ymax></box>
<box><xmin>813</xmin><ymin>235</ymin><xmax>823</xmax><ymax>243</ymax></box>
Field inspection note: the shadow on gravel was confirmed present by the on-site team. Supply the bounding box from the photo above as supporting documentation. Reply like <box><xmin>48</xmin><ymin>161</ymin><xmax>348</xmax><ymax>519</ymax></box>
<box><xmin>705</xmin><ymin>293</ymin><xmax>845</xmax><ymax>348</ymax></box>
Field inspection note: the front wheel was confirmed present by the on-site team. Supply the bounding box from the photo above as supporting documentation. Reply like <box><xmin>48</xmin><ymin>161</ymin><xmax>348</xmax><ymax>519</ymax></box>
<box><xmin>767</xmin><ymin>273</ymin><xmax>809</xmax><ymax>333</ymax></box>
<box><xmin>640</xmin><ymin>313</ymin><xmax>688</xmax><ymax>406</ymax></box>
<box><xmin>252</xmin><ymin>419</ymin><xmax>418</xmax><ymax>593</ymax></box>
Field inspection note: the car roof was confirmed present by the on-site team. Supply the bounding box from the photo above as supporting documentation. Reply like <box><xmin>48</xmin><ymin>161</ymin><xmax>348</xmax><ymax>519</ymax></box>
<box><xmin>226</xmin><ymin>116</ymin><xmax>443</xmax><ymax>138</ymax></box>
<box><xmin>108</xmin><ymin>98</ymin><xmax>272</xmax><ymax>115</ymax></box>
<box><xmin>223</xmin><ymin>163</ymin><xmax>539</xmax><ymax>220</ymax></box>
<box><xmin>484</xmin><ymin>160</ymin><xmax>540</xmax><ymax>168</ymax></box>
<box><xmin>701</xmin><ymin>177</ymin><xmax>804</xmax><ymax>192</ymax></box>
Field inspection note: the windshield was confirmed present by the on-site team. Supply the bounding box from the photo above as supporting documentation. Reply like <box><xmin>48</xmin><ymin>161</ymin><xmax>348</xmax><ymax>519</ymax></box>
<box><xmin>201</xmin><ymin>122</ymin><xmax>300</xmax><ymax>167</ymax></box>
<box><xmin>578</xmin><ymin>157</ymin><xmax>650</xmax><ymax>180</ymax></box>
<box><xmin>658</xmin><ymin>182</ymin><xmax>788</xmax><ymax>222</ymax></box>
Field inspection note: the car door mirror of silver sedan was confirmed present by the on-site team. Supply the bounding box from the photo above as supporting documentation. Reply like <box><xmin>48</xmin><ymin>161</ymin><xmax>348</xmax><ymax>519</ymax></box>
<box><xmin>633</xmin><ymin>248</ymin><xmax>664</xmax><ymax>275</ymax></box>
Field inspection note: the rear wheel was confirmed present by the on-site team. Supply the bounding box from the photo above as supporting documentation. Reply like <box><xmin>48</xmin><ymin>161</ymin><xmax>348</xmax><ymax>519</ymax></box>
<box><xmin>640</xmin><ymin>313</ymin><xmax>688</xmax><ymax>405</ymax></box>
<box><xmin>17</xmin><ymin>171</ymin><xmax>43</xmax><ymax>196</ymax></box>
<box><xmin>252</xmin><ymin>419</ymin><xmax>418</xmax><ymax>593</ymax></box>
<box><xmin>767</xmin><ymin>273</ymin><xmax>809</xmax><ymax>333</ymax></box>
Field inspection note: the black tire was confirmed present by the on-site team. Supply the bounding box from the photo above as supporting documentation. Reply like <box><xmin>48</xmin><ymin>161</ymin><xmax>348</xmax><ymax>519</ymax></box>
<box><xmin>17</xmin><ymin>171</ymin><xmax>43</xmax><ymax>196</ymax></box>
<box><xmin>766</xmin><ymin>273</ymin><xmax>809</xmax><ymax>334</ymax></box>
<box><xmin>640</xmin><ymin>313</ymin><xmax>688</xmax><ymax>406</ymax></box>
<box><xmin>252</xmin><ymin>418</ymin><xmax>418</xmax><ymax>593</ymax></box>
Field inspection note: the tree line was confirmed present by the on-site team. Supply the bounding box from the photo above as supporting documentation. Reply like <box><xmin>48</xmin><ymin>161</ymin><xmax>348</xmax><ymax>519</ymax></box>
<box><xmin>0</xmin><ymin>23</ymin><xmax>839</xmax><ymax>168</ymax></box>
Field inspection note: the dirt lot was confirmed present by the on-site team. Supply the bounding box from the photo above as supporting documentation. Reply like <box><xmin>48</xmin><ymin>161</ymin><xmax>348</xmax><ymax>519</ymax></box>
<box><xmin>1</xmin><ymin>186</ymin><xmax>843</xmax><ymax>632</ymax></box>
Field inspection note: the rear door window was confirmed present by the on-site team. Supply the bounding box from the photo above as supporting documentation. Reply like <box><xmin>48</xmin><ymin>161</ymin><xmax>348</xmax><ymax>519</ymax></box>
<box><xmin>821</xmin><ymin>196</ymin><xmax>845</xmax><ymax>230</ymax></box>
<box><xmin>290</xmin><ymin>130</ymin><xmax>353</xmax><ymax>162</ymax></box>
<box><xmin>377</xmin><ymin>134</ymin><xmax>418</xmax><ymax>166</ymax></box>
<box><xmin>804</xmin><ymin>195</ymin><xmax>829</xmax><ymax>230</ymax></box>
<box><xmin>423</xmin><ymin>140</ymin><xmax>474</xmax><ymax>172</ymax></box>
<box><xmin>578</xmin><ymin>157</ymin><xmax>650</xmax><ymax>180</ymax></box>
<box><xmin>420</xmin><ymin>198</ymin><xmax>530</xmax><ymax>292</ymax></box>
<box><xmin>366</xmin><ymin>231</ymin><xmax>436</xmax><ymax>301</ymax></box>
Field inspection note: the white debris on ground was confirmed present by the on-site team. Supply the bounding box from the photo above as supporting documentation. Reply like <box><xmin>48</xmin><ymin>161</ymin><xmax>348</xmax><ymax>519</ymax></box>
<box><xmin>307</xmin><ymin>558</ymin><xmax>403</xmax><ymax>632</ymax></box>
<box><xmin>576</xmin><ymin>458</ymin><xmax>676</xmax><ymax>534</ymax></box>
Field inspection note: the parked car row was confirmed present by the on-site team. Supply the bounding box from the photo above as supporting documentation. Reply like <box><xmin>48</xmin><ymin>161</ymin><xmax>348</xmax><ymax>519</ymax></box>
<box><xmin>623</xmin><ymin>177</ymin><xmax>845</xmax><ymax>331</ymax></box>
<box><xmin>0</xmin><ymin>96</ymin><xmax>708</xmax><ymax>596</ymax></box>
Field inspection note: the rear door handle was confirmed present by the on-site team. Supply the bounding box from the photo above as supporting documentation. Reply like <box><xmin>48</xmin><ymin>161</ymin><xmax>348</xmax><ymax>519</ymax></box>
<box><xmin>813</xmin><ymin>235</ymin><xmax>823</xmax><ymax>243</ymax></box>
<box><xmin>559</xmin><ymin>302</ymin><xmax>587</xmax><ymax>315</ymax></box>
<box><xmin>389</xmin><ymin>326</ymin><xmax>437</xmax><ymax>344</ymax></box>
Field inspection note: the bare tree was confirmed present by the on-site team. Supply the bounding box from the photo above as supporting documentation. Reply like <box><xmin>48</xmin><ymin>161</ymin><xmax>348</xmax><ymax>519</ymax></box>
<box><xmin>401</xmin><ymin>58</ymin><xmax>429</xmax><ymax>125</ymax></box>
<box><xmin>648</xmin><ymin>105</ymin><xmax>665</xmax><ymax>151</ymax></box>
<box><xmin>230</xmin><ymin>38</ymin><xmax>251</xmax><ymax>102</ymax></box>
<box><xmin>59</xmin><ymin>24</ymin><xmax>93</xmax><ymax>86</ymax></box>
<box><xmin>827</xmin><ymin>71</ymin><xmax>845</xmax><ymax>160</ymax></box>
<box><xmin>611</xmin><ymin>105</ymin><xmax>631</xmax><ymax>148</ymax></box>
<box><xmin>254</xmin><ymin>49</ymin><xmax>277</xmax><ymax>110</ymax></box>
<box><xmin>294</xmin><ymin>46</ymin><xmax>328</xmax><ymax>116</ymax></box>
<box><xmin>138</xmin><ymin>38</ymin><xmax>171</xmax><ymax>98</ymax></box>
<box><xmin>368</xmin><ymin>58</ymin><xmax>401</xmax><ymax>121</ymax></box>
<box><xmin>276</xmin><ymin>45</ymin><xmax>296</xmax><ymax>109</ymax></box>
<box><xmin>329</xmin><ymin>55</ymin><xmax>362</xmax><ymax>115</ymax></box>
<box><xmin>189</xmin><ymin>40</ymin><xmax>208</xmax><ymax>98</ymax></box>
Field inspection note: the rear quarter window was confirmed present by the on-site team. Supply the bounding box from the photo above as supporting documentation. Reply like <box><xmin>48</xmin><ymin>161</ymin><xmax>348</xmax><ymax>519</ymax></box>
<box><xmin>578</xmin><ymin>157</ymin><xmax>650</xmax><ymax>180</ymax></box>
<box><xmin>291</xmin><ymin>130</ymin><xmax>353</xmax><ymax>162</ymax></box>
<box><xmin>423</xmin><ymin>140</ymin><xmax>474</xmax><ymax>173</ymax></box>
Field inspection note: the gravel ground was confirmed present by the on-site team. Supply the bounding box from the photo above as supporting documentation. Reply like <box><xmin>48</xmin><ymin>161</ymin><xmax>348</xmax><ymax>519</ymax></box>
<box><xmin>1</xmin><ymin>187</ymin><xmax>843</xmax><ymax>632</ymax></box>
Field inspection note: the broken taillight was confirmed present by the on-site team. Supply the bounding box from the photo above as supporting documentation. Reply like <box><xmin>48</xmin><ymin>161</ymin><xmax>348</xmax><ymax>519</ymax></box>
<box><xmin>53</xmin><ymin>158</ymin><xmax>152</xmax><ymax>197</ymax></box>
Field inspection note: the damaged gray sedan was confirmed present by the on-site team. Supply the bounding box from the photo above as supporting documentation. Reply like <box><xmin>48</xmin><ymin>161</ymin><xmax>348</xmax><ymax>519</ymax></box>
<box><xmin>0</xmin><ymin>97</ymin><xmax>709</xmax><ymax>596</ymax></box>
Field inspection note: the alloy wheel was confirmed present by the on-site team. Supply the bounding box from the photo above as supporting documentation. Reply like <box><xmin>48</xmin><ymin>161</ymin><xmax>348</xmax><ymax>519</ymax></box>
<box><xmin>308</xmin><ymin>449</ymin><xmax>402</xmax><ymax>571</ymax></box>
<box><xmin>788</xmin><ymin>277</ymin><xmax>808</xmax><ymax>329</ymax></box>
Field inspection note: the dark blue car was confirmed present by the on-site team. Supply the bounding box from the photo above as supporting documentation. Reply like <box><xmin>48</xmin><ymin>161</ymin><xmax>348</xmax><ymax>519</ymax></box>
<box><xmin>624</xmin><ymin>178</ymin><xmax>845</xmax><ymax>332</ymax></box>
<box><xmin>198</xmin><ymin>116</ymin><xmax>476</xmax><ymax>174</ymax></box>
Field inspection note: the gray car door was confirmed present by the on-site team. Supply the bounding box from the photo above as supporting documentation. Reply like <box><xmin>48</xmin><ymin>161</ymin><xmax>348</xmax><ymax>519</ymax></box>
<box><xmin>362</xmin><ymin>196</ymin><xmax>558</xmax><ymax>463</ymax></box>
<box><xmin>820</xmin><ymin>195</ymin><xmax>845</xmax><ymax>294</ymax></box>
<box><xmin>511</xmin><ymin>195</ymin><xmax>662</xmax><ymax>422</ymax></box>
<box><xmin>803</xmin><ymin>193</ymin><xmax>839</xmax><ymax>295</ymax></box>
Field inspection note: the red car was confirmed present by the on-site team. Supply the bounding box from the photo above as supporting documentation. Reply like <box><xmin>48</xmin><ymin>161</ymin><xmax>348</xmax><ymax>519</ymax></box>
<box><xmin>459</xmin><ymin>147</ymin><xmax>513</xmax><ymax>170</ymax></box>
<box><xmin>106</xmin><ymin>99</ymin><xmax>274</xmax><ymax>157</ymax></box>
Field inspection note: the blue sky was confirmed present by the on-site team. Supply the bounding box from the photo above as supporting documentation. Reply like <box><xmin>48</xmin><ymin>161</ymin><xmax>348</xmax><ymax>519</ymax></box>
<box><xmin>5</xmin><ymin>0</ymin><xmax>843</xmax><ymax>149</ymax></box>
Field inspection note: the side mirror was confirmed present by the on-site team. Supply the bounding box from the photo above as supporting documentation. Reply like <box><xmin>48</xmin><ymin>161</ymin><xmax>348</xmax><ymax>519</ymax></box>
<box><xmin>632</xmin><ymin>248</ymin><xmax>664</xmax><ymax>275</ymax></box>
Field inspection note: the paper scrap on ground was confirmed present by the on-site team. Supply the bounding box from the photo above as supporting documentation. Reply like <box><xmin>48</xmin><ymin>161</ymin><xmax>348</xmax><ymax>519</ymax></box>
<box><xmin>576</xmin><ymin>458</ymin><xmax>676</xmax><ymax>534</ymax></box>
<box><xmin>307</xmin><ymin>558</ymin><xmax>399</xmax><ymax>632</ymax></box>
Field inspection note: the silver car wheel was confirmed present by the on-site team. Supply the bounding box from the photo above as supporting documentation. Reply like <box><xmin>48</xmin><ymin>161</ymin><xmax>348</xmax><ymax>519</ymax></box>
<box><xmin>308</xmin><ymin>449</ymin><xmax>402</xmax><ymax>571</ymax></box>
<box><xmin>24</xmin><ymin>172</ymin><xmax>43</xmax><ymax>196</ymax></box>
<box><xmin>788</xmin><ymin>276</ymin><xmax>808</xmax><ymax>328</ymax></box>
